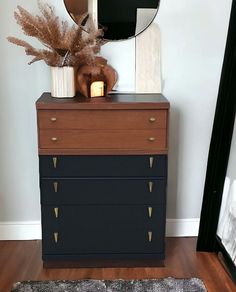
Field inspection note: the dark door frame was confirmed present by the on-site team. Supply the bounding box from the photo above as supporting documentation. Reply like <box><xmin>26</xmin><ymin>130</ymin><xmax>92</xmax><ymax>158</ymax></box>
<box><xmin>197</xmin><ymin>0</ymin><xmax>236</xmax><ymax>251</ymax></box>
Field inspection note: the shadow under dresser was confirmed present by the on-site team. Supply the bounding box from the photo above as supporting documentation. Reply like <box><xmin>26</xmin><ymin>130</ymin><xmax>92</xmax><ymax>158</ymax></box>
<box><xmin>36</xmin><ymin>92</ymin><xmax>169</xmax><ymax>267</ymax></box>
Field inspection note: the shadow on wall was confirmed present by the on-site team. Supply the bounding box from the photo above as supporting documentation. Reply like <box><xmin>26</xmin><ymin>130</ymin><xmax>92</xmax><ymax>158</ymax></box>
<box><xmin>167</xmin><ymin>106</ymin><xmax>180</xmax><ymax>219</ymax></box>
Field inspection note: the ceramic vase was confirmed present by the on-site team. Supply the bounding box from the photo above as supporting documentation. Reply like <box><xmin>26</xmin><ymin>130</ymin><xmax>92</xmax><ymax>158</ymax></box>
<box><xmin>51</xmin><ymin>66</ymin><xmax>75</xmax><ymax>98</ymax></box>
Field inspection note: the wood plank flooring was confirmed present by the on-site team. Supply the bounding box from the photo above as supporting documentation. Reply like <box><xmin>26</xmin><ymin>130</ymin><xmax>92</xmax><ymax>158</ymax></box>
<box><xmin>0</xmin><ymin>238</ymin><xmax>235</xmax><ymax>292</ymax></box>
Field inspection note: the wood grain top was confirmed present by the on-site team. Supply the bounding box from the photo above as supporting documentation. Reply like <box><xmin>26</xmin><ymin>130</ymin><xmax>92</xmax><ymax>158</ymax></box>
<box><xmin>36</xmin><ymin>92</ymin><xmax>169</xmax><ymax>110</ymax></box>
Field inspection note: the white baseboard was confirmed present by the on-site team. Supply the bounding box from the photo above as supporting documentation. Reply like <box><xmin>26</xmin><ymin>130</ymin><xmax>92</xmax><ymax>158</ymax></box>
<box><xmin>0</xmin><ymin>219</ymin><xmax>200</xmax><ymax>240</ymax></box>
<box><xmin>166</xmin><ymin>218</ymin><xmax>200</xmax><ymax>237</ymax></box>
<box><xmin>0</xmin><ymin>221</ymin><xmax>41</xmax><ymax>240</ymax></box>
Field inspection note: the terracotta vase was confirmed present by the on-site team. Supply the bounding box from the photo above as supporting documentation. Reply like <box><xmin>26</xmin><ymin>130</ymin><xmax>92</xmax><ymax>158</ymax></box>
<box><xmin>76</xmin><ymin>57</ymin><xmax>118</xmax><ymax>98</ymax></box>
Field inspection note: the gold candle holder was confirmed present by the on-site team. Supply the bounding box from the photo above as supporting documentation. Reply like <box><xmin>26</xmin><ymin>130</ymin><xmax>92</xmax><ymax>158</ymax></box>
<box><xmin>90</xmin><ymin>81</ymin><xmax>105</xmax><ymax>97</ymax></box>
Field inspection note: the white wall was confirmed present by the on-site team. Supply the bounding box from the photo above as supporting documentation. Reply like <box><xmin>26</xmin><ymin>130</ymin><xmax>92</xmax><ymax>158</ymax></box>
<box><xmin>158</xmin><ymin>0</ymin><xmax>232</xmax><ymax>218</ymax></box>
<box><xmin>0</xmin><ymin>0</ymin><xmax>232</xmax><ymax>238</ymax></box>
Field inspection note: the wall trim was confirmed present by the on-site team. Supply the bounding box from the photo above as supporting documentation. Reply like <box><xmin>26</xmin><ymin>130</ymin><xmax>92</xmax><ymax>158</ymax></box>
<box><xmin>0</xmin><ymin>221</ymin><xmax>41</xmax><ymax>240</ymax></box>
<box><xmin>0</xmin><ymin>219</ymin><xmax>200</xmax><ymax>240</ymax></box>
<box><xmin>166</xmin><ymin>218</ymin><xmax>200</xmax><ymax>237</ymax></box>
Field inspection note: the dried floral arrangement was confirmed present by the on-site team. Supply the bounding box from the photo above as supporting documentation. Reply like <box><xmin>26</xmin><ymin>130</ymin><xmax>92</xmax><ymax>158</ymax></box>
<box><xmin>7</xmin><ymin>1</ymin><xmax>104</xmax><ymax>67</ymax></box>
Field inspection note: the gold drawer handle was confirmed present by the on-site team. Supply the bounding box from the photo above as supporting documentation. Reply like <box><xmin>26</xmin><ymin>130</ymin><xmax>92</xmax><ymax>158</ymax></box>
<box><xmin>51</xmin><ymin>137</ymin><xmax>58</xmax><ymax>142</ymax></box>
<box><xmin>54</xmin><ymin>232</ymin><xmax>59</xmax><ymax>243</ymax></box>
<box><xmin>149</xmin><ymin>157</ymin><xmax>154</xmax><ymax>168</ymax></box>
<box><xmin>50</xmin><ymin>117</ymin><xmax>57</xmax><ymax>122</ymax></box>
<box><xmin>53</xmin><ymin>182</ymin><xmax>58</xmax><ymax>193</ymax></box>
<box><xmin>148</xmin><ymin>207</ymin><xmax>153</xmax><ymax>218</ymax></box>
<box><xmin>54</xmin><ymin>207</ymin><xmax>59</xmax><ymax>218</ymax></box>
<box><xmin>148</xmin><ymin>231</ymin><xmax>152</xmax><ymax>242</ymax></box>
<box><xmin>149</xmin><ymin>117</ymin><xmax>156</xmax><ymax>123</ymax></box>
<box><xmin>148</xmin><ymin>137</ymin><xmax>155</xmax><ymax>142</ymax></box>
<box><xmin>148</xmin><ymin>181</ymin><xmax>153</xmax><ymax>193</ymax></box>
<box><xmin>52</xmin><ymin>157</ymin><xmax>57</xmax><ymax>168</ymax></box>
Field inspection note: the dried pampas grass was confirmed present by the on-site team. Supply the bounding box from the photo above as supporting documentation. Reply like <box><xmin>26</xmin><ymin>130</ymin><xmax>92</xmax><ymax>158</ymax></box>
<box><xmin>7</xmin><ymin>0</ymin><xmax>104</xmax><ymax>67</ymax></box>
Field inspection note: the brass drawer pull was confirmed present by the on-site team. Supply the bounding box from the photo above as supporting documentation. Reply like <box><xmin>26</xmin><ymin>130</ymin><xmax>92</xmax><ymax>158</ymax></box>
<box><xmin>148</xmin><ymin>181</ymin><xmax>153</xmax><ymax>193</ymax></box>
<box><xmin>148</xmin><ymin>207</ymin><xmax>153</xmax><ymax>218</ymax></box>
<box><xmin>148</xmin><ymin>231</ymin><xmax>152</xmax><ymax>242</ymax></box>
<box><xmin>51</xmin><ymin>137</ymin><xmax>58</xmax><ymax>142</ymax></box>
<box><xmin>148</xmin><ymin>137</ymin><xmax>155</xmax><ymax>142</ymax></box>
<box><xmin>50</xmin><ymin>117</ymin><xmax>57</xmax><ymax>122</ymax></box>
<box><xmin>53</xmin><ymin>182</ymin><xmax>58</xmax><ymax>193</ymax></box>
<box><xmin>54</xmin><ymin>207</ymin><xmax>59</xmax><ymax>218</ymax></box>
<box><xmin>149</xmin><ymin>157</ymin><xmax>154</xmax><ymax>168</ymax></box>
<box><xmin>52</xmin><ymin>157</ymin><xmax>57</xmax><ymax>168</ymax></box>
<box><xmin>54</xmin><ymin>232</ymin><xmax>59</xmax><ymax>243</ymax></box>
<box><xmin>149</xmin><ymin>117</ymin><xmax>156</xmax><ymax>123</ymax></box>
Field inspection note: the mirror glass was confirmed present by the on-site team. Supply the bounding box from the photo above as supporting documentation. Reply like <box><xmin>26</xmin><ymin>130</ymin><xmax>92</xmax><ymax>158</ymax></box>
<box><xmin>217</xmin><ymin>113</ymin><xmax>236</xmax><ymax>266</ymax></box>
<box><xmin>64</xmin><ymin>0</ymin><xmax>160</xmax><ymax>40</ymax></box>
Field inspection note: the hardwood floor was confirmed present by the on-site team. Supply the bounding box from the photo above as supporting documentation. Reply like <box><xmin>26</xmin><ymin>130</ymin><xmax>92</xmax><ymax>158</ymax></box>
<box><xmin>0</xmin><ymin>238</ymin><xmax>235</xmax><ymax>292</ymax></box>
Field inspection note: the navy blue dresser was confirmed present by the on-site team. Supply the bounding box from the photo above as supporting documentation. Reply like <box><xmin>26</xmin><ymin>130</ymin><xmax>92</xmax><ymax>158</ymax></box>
<box><xmin>36</xmin><ymin>93</ymin><xmax>169</xmax><ymax>267</ymax></box>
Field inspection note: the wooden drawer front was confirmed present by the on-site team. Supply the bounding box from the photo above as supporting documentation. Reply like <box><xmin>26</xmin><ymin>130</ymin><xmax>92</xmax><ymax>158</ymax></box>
<box><xmin>38</xmin><ymin>110</ymin><xmax>167</xmax><ymax>130</ymax></box>
<box><xmin>39</xmin><ymin>155</ymin><xmax>167</xmax><ymax>177</ymax></box>
<box><xmin>40</xmin><ymin>178</ymin><xmax>166</xmax><ymax>205</ymax></box>
<box><xmin>42</xmin><ymin>229</ymin><xmax>164</xmax><ymax>255</ymax></box>
<box><xmin>39</xmin><ymin>129</ymin><xmax>167</xmax><ymax>150</ymax></box>
<box><xmin>42</xmin><ymin>206</ymin><xmax>164</xmax><ymax>229</ymax></box>
<box><xmin>42</xmin><ymin>206</ymin><xmax>165</xmax><ymax>254</ymax></box>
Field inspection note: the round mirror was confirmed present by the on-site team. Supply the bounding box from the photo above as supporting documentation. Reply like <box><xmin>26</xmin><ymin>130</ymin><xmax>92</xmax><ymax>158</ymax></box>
<box><xmin>64</xmin><ymin>0</ymin><xmax>160</xmax><ymax>40</ymax></box>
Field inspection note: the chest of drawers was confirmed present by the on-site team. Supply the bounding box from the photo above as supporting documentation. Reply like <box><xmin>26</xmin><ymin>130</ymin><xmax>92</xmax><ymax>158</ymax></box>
<box><xmin>36</xmin><ymin>93</ymin><xmax>169</xmax><ymax>266</ymax></box>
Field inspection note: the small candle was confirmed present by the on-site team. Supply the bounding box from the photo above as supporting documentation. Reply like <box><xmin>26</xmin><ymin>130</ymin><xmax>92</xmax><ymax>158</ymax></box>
<box><xmin>90</xmin><ymin>81</ymin><xmax>105</xmax><ymax>97</ymax></box>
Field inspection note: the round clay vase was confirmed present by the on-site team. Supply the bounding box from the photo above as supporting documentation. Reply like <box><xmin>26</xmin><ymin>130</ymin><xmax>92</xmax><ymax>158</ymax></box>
<box><xmin>76</xmin><ymin>57</ymin><xmax>118</xmax><ymax>98</ymax></box>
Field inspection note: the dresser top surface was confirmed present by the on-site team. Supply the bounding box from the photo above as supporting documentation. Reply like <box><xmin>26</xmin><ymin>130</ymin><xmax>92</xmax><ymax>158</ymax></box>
<box><xmin>36</xmin><ymin>92</ymin><xmax>169</xmax><ymax>110</ymax></box>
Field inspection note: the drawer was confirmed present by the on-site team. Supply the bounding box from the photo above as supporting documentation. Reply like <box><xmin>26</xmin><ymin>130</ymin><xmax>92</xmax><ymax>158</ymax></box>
<box><xmin>42</xmin><ymin>229</ymin><xmax>164</xmax><ymax>255</ymax></box>
<box><xmin>38</xmin><ymin>110</ymin><xmax>167</xmax><ymax>130</ymax></box>
<box><xmin>40</xmin><ymin>178</ymin><xmax>166</xmax><ymax>205</ymax></box>
<box><xmin>42</xmin><ymin>205</ymin><xmax>164</xmax><ymax>230</ymax></box>
<box><xmin>39</xmin><ymin>155</ymin><xmax>167</xmax><ymax>177</ymax></box>
<box><xmin>42</xmin><ymin>206</ymin><xmax>165</xmax><ymax>254</ymax></box>
<box><xmin>39</xmin><ymin>129</ymin><xmax>167</xmax><ymax>150</ymax></box>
